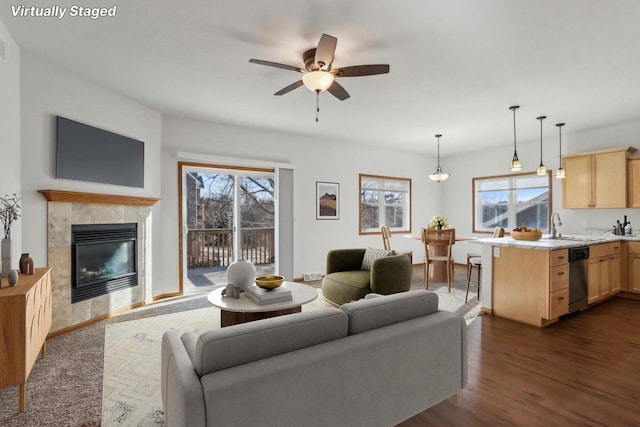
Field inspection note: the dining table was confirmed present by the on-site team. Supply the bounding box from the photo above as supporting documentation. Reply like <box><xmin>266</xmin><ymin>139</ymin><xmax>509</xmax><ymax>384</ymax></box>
<box><xmin>404</xmin><ymin>232</ymin><xmax>476</xmax><ymax>282</ymax></box>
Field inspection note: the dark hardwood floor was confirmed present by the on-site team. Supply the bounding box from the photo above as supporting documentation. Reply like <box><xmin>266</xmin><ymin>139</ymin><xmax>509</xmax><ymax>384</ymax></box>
<box><xmin>399</xmin><ymin>297</ymin><xmax>640</xmax><ymax>426</ymax></box>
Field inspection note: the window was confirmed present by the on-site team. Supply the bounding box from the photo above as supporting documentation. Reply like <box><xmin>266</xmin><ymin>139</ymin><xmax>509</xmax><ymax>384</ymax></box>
<box><xmin>473</xmin><ymin>171</ymin><xmax>551</xmax><ymax>233</ymax></box>
<box><xmin>360</xmin><ymin>174</ymin><xmax>411</xmax><ymax>234</ymax></box>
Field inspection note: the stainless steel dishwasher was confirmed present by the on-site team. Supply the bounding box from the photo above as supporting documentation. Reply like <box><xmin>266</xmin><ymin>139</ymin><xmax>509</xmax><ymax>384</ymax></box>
<box><xmin>568</xmin><ymin>246</ymin><xmax>589</xmax><ymax>313</ymax></box>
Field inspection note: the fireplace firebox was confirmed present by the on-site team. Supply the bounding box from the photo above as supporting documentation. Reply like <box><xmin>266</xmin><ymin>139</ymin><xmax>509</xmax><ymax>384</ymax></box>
<box><xmin>71</xmin><ymin>223</ymin><xmax>138</xmax><ymax>303</ymax></box>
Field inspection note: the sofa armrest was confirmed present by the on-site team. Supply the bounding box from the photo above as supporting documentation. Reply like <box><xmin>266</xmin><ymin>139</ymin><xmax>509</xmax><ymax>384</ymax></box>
<box><xmin>370</xmin><ymin>253</ymin><xmax>412</xmax><ymax>294</ymax></box>
<box><xmin>326</xmin><ymin>248</ymin><xmax>366</xmax><ymax>274</ymax></box>
<box><xmin>161</xmin><ymin>330</ymin><xmax>206</xmax><ymax>427</ymax></box>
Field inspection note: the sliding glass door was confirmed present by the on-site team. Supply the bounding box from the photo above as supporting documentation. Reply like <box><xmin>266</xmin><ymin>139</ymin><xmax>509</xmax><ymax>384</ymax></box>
<box><xmin>180</xmin><ymin>163</ymin><xmax>276</xmax><ymax>293</ymax></box>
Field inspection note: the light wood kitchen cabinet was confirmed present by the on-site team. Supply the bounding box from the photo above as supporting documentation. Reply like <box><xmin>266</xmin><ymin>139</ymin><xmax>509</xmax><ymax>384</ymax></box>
<box><xmin>0</xmin><ymin>268</ymin><xmax>52</xmax><ymax>412</ymax></box>
<box><xmin>626</xmin><ymin>242</ymin><xmax>640</xmax><ymax>292</ymax></box>
<box><xmin>627</xmin><ymin>156</ymin><xmax>640</xmax><ymax>208</ymax></box>
<box><xmin>492</xmin><ymin>247</ymin><xmax>568</xmax><ymax>327</ymax></box>
<box><xmin>588</xmin><ymin>242</ymin><xmax>621</xmax><ymax>303</ymax></box>
<box><xmin>562</xmin><ymin>147</ymin><xmax>636</xmax><ymax>208</ymax></box>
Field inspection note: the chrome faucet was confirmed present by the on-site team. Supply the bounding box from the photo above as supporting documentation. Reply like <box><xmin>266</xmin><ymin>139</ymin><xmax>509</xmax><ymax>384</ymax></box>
<box><xmin>551</xmin><ymin>212</ymin><xmax>562</xmax><ymax>239</ymax></box>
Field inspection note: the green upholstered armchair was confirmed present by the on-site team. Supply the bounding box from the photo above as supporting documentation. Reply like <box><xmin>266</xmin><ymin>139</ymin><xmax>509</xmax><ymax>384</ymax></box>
<box><xmin>321</xmin><ymin>248</ymin><xmax>412</xmax><ymax>305</ymax></box>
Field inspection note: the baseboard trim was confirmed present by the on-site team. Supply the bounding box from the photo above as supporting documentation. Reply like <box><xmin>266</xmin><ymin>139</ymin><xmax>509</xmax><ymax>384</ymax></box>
<box><xmin>617</xmin><ymin>292</ymin><xmax>640</xmax><ymax>300</ymax></box>
<box><xmin>47</xmin><ymin>301</ymin><xmax>146</xmax><ymax>339</ymax></box>
<box><xmin>480</xmin><ymin>307</ymin><xmax>493</xmax><ymax>316</ymax></box>
<box><xmin>150</xmin><ymin>291</ymin><xmax>181</xmax><ymax>301</ymax></box>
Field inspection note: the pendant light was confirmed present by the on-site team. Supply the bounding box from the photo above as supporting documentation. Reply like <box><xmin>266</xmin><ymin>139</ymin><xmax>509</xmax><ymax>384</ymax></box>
<box><xmin>555</xmin><ymin>123</ymin><xmax>566</xmax><ymax>179</ymax></box>
<box><xmin>536</xmin><ymin>115</ymin><xmax>547</xmax><ymax>176</ymax></box>
<box><xmin>509</xmin><ymin>106</ymin><xmax>522</xmax><ymax>171</ymax></box>
<box><xmin>429</xmin><ymin>134</ymin><xmax>449</xmax><ymax>183</ymax></box>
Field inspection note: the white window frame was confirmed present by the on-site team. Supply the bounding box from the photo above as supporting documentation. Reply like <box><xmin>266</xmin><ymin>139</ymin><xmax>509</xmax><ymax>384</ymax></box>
<box><xmin>359</xmin><ymin>174</ymin><xmax>412</xmax><ymax>235</ymax></box>
<box><xmin>473</xmin><ymin>171</ymin><xmax>552</xmax><ymax>233</ymax></box>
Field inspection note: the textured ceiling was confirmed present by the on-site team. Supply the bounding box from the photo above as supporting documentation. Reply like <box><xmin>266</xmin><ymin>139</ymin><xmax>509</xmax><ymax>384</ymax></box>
<box><xmin>2</xmin><ymin>0</ymin><xmax>640</xmax><ymax>155</ymax></box>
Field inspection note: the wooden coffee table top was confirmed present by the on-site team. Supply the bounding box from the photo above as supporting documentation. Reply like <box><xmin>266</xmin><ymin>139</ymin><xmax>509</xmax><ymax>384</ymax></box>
<box><xmin>207</xmin><ymin>281</ymin><xmax>318</xmax><ymax>313</ymax></box>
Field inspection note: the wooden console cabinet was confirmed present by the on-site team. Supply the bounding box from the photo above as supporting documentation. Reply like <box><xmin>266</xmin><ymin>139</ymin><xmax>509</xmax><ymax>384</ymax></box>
<box><xmin>0</xmin><ymin>268</ymin><xmax>52</xmax><ymax>412</ymax></box>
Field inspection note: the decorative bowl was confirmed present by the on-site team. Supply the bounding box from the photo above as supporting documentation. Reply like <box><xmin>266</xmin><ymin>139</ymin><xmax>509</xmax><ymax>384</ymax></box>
<box><xmin>255</xmin><ymin>275</ymin><xmax>285</xmax><ymax>289</ymax></box>
<box><xmin>510</xmin><ymin>230</ymin><xmax>543</xmax><ymax>241</ymax></box>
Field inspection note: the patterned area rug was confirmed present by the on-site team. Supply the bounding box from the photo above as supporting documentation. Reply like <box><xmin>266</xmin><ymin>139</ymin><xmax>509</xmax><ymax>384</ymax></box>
<box><xmin>102</xmin><ymin>306</ymin><xmax>218</xmax><ymax>425</ymax></box>
<box><xmin>101</xmin><ymin>285</ymin><xmax>479</xmax><ymax>426</ymax></box>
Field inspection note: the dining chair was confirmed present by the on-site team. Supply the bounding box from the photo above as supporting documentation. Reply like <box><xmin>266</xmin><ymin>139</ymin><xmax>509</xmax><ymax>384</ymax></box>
<box><xmin>380</xmin><ymin>225</ymin><xmax>413</xmax><ymax>264</ymax></box>
<box><xmin>421</xmin><ymin>227</ymin><xmax>455</xmax><ymax>292</ymax></box>
<box><xmin>466</xmin><ymin>226</ymin><xmax>504</xmax><ymax>302</ymax></box>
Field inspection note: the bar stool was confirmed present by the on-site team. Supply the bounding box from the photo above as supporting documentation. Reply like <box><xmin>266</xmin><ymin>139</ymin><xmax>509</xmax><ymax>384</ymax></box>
<box><xmin>466</xmin><ymin>254</ymin><xmax>482</xmax><ymax>303</ymax></box>
<box><xmin>464</xmin><ymin>226</ymin><xmax>504</xmax><ymax>303</ymax></box>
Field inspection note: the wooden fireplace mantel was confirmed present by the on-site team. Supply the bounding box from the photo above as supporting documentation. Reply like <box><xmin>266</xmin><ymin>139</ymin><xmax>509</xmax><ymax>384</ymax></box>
<box><xmin>38</xmin><ymin>190</ymin><xmax>160</xmax><ymax>206</ymax></box>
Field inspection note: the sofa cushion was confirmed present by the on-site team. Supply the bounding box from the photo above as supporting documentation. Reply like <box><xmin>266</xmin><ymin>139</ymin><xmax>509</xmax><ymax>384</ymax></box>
<box><xmin>321</xmin><ymin>270</ymin><xmax>371</xmax><ymax>305</ymax></box>
<box><xmin>340</xmin><ymin>289</ymin><xmax>439</xmax><ymax>335</ymax></box>
<box><xmin>360</xmin><ymin>247</ymin><xmax>394</xmax><ymax>270</ymax></box>
<box><xmin>194</xmin><ymin>307</ymin><xmax>348</xmax><ymax>377</ymax></box>
<box><xmin>324</xmin><ymin>270</ymin><xmax>370</xmax><ymax>289</ymax></box>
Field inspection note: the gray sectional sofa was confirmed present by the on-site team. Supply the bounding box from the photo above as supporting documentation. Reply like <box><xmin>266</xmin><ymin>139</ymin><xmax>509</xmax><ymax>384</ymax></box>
<box><xmin>161</xmin><ymin>290</ymin><xmax>467</xmax><ymax>427</ymax></box>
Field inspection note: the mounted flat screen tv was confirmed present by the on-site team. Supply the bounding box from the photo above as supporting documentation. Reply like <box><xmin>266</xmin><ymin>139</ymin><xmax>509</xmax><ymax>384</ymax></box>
<box><xmin>56</xmin><ymin>116</ymin><xmax>145</xmax><ymax>188</ymax></box>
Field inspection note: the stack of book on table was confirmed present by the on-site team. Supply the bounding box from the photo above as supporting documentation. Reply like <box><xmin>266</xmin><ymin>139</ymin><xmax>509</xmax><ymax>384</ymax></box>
<box><xmin>245</xmin><ymin>284</ymin><xmax>292</xmax><ymax>305</ymax></box>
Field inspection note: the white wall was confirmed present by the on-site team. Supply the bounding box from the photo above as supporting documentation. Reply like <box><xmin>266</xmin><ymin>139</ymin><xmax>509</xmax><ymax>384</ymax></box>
<box><xmin>15</xmin><ymin>44</ymin><xmax>640</xmax><ymax>299</ymax></box>
<box><xmin>20</xmin><ymin>52</ymin><xmax>163</xmax><ymax>289</ymax></box>
<box><xmin>160</xmin><ymin>115</ymin><xmax>439</xmax><ymax>292</ymax></box>
<box><xmin>0</xmin><ymin>19</ymin><xmax>22</xmax><ymax>263</ymax></box>
<box><xmin>443</xmin><ymin>119</ymin><xmax>640</xmax><ymax>262</ymax></box>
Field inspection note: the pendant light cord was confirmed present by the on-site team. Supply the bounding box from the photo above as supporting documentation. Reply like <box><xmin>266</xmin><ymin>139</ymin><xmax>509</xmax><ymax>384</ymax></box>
<box><xmin>556</xmin><ymin>123</ymin><xmax>565</xmax><ymax>167</ymax></box>
<box><xmin>509</xmin><ymin>106</ymin><xmax>520</xmax><ymax>162</ymax></box>
<box><xmin>537</xmin><ymin>115</ymin><xmax>546</xmax><ymax>166</ymax></box>
<box><xmin>513</xmin><ymin>110</ymin><xmax>517</xmax><ymax>152</ymax></box>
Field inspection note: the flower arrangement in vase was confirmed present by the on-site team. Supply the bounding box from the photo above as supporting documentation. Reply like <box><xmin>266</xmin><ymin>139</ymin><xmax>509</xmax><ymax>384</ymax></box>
<box><xmin>429</xmin><ymin>215</ymin><xmax>448</xmax><ymax>230</ymax></box>
<box><xmin>0</xmin><ymin>194</ymin><xmax>21</xmax><ymax>278</ymax></box>
<box><xmin>0</xmin><ymin>193</ymin><xmax>21</xmax><ymax>240</ymax></box>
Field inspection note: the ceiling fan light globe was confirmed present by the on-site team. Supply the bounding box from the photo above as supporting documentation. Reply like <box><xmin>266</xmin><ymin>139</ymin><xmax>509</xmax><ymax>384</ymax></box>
<box><xmin>302</xmin><ymin>71</ymin><xmax>334</xmax><ymax>92</ymax></box>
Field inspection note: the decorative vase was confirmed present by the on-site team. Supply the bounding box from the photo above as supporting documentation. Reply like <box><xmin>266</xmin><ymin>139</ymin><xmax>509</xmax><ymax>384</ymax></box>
<box><xmin>1</xmin><ymin>239</ymin><xmax>12</xmax><ymax>278</ymax></box>
<box><xmin>19</xmin><ymin>253</ymin><xmax>29</xmax><ymax>273</ymax></box>
<box><xmin>226</xmin><ymin>259</ymin><xmax>257</xmax><ymax>291</ymax></box>
<box><xmin>8</xmin><ymin>269</ymin><xmax>18</xmax><ymax>286</ymax></box>
<box><xmin>24</xmin><ymin>257</ymin><xmax>35</xmax><ymax>275</ymax></box>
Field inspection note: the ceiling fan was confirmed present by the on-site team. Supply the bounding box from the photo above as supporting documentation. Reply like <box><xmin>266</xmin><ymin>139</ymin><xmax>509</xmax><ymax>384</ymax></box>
<box><xmin>249</xmin><ymin>34</ymin><xmax>390</xmax><ymax>121</ymax></box>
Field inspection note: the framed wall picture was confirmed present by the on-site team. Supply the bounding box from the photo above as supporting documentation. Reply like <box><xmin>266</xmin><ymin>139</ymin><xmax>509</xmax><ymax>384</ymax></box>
<box><xmin>316</xmin><ymin>181</ymin><xmax>339</xmax><ymax>220</ymax></box>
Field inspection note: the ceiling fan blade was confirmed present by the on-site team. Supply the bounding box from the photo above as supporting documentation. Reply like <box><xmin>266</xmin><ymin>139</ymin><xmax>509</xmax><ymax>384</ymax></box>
<box><xmin>333</xmin><ymin>64</ymin><xmax>390</xmax><ymax>77</ymax></box>
<box><xmin>327</xmin><ymin>81</ymin><xmax>350</xmax><ymax>101</ymax></box>
<box><xmin>314</xmin><ymin>34</ymin><xmax>337</xmax><ymax>69</ymax></box>
<box><xmin>274</xmin><ymin>80</ymin><xmax>304</xmax><ymax>96</ymax></box>
<box><xmin>249</xmin><ymin>59</ymin><xmax>303</xmax><ymax>72</ymax></box>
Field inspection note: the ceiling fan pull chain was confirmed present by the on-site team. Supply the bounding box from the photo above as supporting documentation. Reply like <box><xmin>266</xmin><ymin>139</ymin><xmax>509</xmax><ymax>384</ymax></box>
<box><xmin>315</xmin><ymin>90</ymin><xmax>320</xmax><ymax>122</ymax></box>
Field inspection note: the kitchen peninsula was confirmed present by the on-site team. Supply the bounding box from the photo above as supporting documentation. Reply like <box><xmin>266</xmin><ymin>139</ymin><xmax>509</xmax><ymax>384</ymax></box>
<box><xmin>473</xmin><ymin>234</ymin><xmax>640</xmax><ymax>327</ymax></box>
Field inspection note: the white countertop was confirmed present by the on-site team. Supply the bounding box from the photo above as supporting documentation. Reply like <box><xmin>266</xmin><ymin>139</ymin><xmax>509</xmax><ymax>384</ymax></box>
<box><xmin>471</xmin><ymin>233</ymin><xmax>640</xmax><ymax>250</ymax></box>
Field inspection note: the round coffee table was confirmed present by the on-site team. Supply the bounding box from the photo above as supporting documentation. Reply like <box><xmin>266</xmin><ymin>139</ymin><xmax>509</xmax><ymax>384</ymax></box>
<box><xmin>207</xmin><ymin>281</ymin><xmax>318</xmax><ymax>327</ymax></box>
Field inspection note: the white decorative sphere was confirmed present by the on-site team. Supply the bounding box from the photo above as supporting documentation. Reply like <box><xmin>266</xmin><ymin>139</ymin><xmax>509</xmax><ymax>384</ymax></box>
<box><xmin>226</xmin><ymin>259</ymin><xmax>257</xmax><ymax>290</ymax></box>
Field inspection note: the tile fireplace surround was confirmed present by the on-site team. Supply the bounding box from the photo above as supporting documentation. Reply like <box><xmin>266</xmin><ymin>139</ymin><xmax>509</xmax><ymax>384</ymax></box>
<box><xmin>40</xmin><ymin>190</ymin><xmax>159</xmax><ymax>333</ymax></box>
